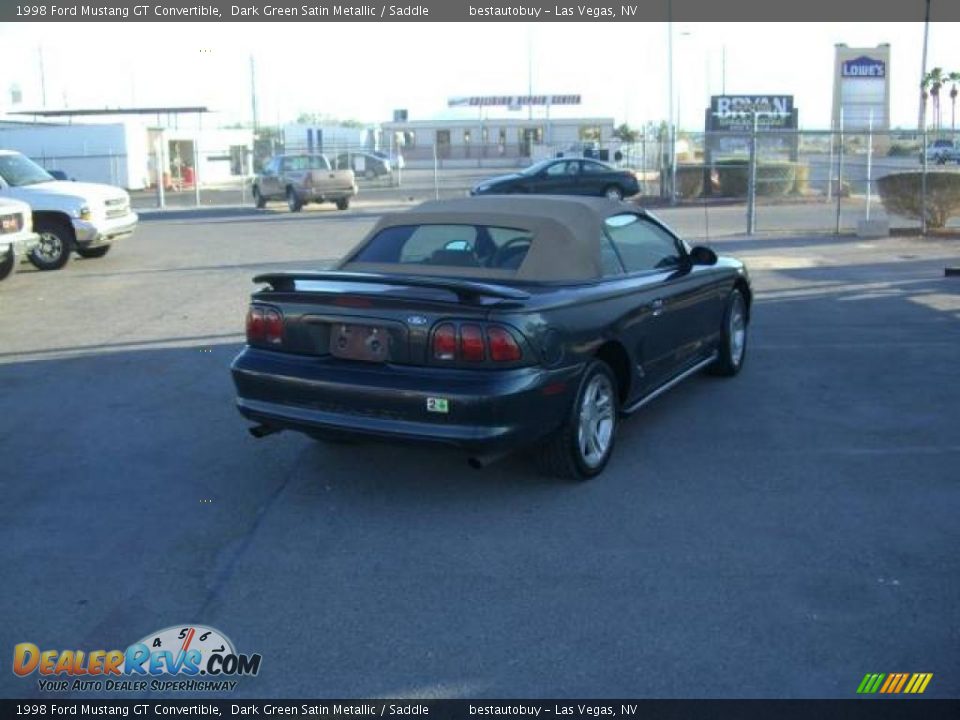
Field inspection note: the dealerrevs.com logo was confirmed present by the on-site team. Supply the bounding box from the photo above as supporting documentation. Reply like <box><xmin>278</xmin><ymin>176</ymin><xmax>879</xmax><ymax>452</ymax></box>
<box><xmin>13</xmin><ymin>625</ymin><xmax>262</xmax><ymax>693</ymax></box>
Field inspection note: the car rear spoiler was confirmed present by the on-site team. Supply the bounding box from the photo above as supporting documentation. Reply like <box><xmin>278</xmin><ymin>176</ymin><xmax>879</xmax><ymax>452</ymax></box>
<box><xmin>252</xmin><ymin>271</ymin><xmax>531</xmax><ymax>306</ymax></box>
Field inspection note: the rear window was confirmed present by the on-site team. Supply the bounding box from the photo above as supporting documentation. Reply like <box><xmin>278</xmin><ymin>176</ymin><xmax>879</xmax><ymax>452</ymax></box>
<box><xmin>284</xmin><ymin>156</ymin><xmax>331</xmax><ymax>171</ymax></box>
<box><xmin>349</xmin><ymin>224</ymin><xmax>534</xmax><ymax>272</ymax></box>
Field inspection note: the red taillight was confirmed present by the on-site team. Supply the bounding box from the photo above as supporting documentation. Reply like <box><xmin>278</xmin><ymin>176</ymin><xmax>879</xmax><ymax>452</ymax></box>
<box><xmin>459</xmin><ymin>324</ymin><xmax>484</xmax><ymax>362</ymax></box>
<box><xmin>487</xmin><ymin>326</ymin><xmax>522</xmax><ymax>362</ymax></box>
<box><xmin>246</xmin><ymin>307</ymin><xmax>264</xmax><ymax>343</ymax></box>
<box><xmin>246</xmin><ymin>306</ymin><xmax>283</xmax><ymax>346</ymax></box>
<box><xmin>433</xmin><ymin>323</ymin><xmax>457</xmax><ymax>360</ymax></box>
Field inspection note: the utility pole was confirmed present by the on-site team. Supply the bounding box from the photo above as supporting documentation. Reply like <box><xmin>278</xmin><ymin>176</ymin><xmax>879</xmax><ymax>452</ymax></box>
<box><xmin>918</xmin><ymin>0</ymin><xmax>931</xmax><ymax>130</ymax></box>
<box><xmin>38</xmin><ymin>46</ymin><xmax>47</xmax><ymax>108</ymax></box>
<box><xmin>250</xmin><ymin>54</ymin><xmax>258</xmax><ymax>131</ymax></box>
<box><xmin>527</xmin><ymin>28</ymin><xmax>533</xmax><ymax>121</ymax></box>
<box><xmin>919</xmin><ymin>0</ymin><xmax>930</xmax><ymax>235</ymax></box>
<box><xmin>666</xmin><ymin>1</ymin><xmax>675</xmax><ymax>203</ymax></box>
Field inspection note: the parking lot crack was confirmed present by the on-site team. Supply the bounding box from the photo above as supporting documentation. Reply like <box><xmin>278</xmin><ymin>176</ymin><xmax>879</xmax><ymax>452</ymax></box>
<box><xmin>195</xmin><ymin>446</ymin><xmax>306</xmax><ymax>618</ymax></box>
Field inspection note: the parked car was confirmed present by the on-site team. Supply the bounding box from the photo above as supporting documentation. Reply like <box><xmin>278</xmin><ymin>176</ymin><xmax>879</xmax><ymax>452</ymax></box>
<box><xmin>334</xmin><ymin>151</ymin><xmax>391</xmax><ymax>179</ymax></box>
<box><xmin>253</xmin><ymin>154</ymin><xmax>357</xmax><ymax>212</ymax></box>
<box><xmin>471</xmin><ymin>158</ymin><xmax>640</xmax><ymax>200</ymax></box>
<box><xmin>922</xmin><ymin>139</ymin><xmax>960</xmax><ymax>165</ymax></box>
<box><xmin>0</xmin><ymin>150</ymin><xmax>138</xmax><ymax>270</ymax></box>
<box><xmin>372</xmin><ymin>150</ymin><xmax>404</xmax><ymax>171</ymax></box>
<box><xmin>0</xmin><ymin>197</ymin><xmax>39</xmax><ymax>282</ymax></box>
<box><xmin>231</xmin><ymin>196</ymin><xmax>751</xmax><ymax>480</ymax></box>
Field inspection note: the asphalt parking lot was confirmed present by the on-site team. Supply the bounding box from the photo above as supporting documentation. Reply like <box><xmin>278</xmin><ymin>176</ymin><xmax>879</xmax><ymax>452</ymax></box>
<box><xmin>1</xmin><ymin>205</ymin><xmax>958</xmax><ymax>699</ymax></box>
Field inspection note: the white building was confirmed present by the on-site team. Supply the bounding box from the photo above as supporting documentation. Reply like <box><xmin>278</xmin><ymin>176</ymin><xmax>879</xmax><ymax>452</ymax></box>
<box><xmin>0</xmin><ymin>121</ymin><xmax>148</xmax><ymax>188</ymax></box>
<box><xmin>0</xmin><ymin>114</ymin><xmax>253</xmax><ymax>190</ymax></box>
<box><xmin>380</xmin><ymin>116</ymin><xmax>616</xmax><ymax>168</ymax></box>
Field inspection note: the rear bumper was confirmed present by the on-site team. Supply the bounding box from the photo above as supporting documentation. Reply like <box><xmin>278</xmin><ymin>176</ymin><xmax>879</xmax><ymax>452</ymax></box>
<box><xmin>303</xmin><ymin>185</ymin><xmax>357</xmax><ymax>201</ymax></box>
<box><xmin>231</xmin><ymin>347</ymin><xmax>582</xmax><ymax>454</ymax></box>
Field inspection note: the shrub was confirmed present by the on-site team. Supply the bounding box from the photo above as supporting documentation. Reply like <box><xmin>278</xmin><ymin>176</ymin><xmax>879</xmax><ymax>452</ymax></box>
<box><xmin>714</xmin><ymin>160</ymin><xmax>798</xmax><ymax>197</ymax></box>
<box><xmin>675</xmin><ymin>165</ymin><xmax>705</xmax><ymax>198</ymax></box>
<box><xmin>887</xmin><ymin>143</ymin><xmax>919</xmax><ymax>158</ymax></box>
<box><xmin>877</xmin><ymin>171</ymin><xmax>960</xmax><ymax>229</ymax></box>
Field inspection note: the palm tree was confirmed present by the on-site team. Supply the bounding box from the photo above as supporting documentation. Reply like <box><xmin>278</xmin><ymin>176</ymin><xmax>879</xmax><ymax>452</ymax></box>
<box><xmin>923</xmin><ymin>68</ymin><xmax>946</xmax><ymax>132</ymax></box>
<box><xmin>949</xmin><ymin>71</ymin><xmax>960</xmax><ymax>133</ymax></box>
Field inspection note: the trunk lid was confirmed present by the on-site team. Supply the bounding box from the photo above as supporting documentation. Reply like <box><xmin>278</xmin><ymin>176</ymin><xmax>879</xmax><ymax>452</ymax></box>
<box><xmin>250</xmin><ymin>272</ymin><xmax>529</xmax><ymax>365</ymax></box>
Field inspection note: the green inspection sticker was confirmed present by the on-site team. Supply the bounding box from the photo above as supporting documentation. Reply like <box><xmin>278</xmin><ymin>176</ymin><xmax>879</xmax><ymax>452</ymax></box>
<box><xmin>426</xmin><ymin>397</ymin><xmax>449</xmax><ymax>413</ymax></box>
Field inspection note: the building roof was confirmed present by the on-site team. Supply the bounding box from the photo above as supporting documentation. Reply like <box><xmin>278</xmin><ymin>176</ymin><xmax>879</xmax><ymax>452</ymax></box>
<box><xmin>8</xmin><ymin>106</ymin><xmax>210</xmax><ymax>118</ymax></box>
<box><xmin>381</xmin><ymin>116</ymin><xmax>615</xmax><ymax>129</ymax></box>
<box><xmin>339</xmin><ymin>195</ymin><xmax>641</xmax><ymax>282</ymax></box>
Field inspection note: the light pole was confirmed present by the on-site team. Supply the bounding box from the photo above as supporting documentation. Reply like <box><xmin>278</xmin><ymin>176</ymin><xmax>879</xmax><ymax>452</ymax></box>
<box><xmin>722</xmin><ymin>44</ymin><xmax>727</xmax><ymax>96</ymax></box>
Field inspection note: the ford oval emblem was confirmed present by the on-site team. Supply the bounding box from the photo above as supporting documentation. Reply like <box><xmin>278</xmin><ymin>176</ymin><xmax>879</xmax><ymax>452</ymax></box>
<box><xmin>407</xmin><ymin>315</ymin><xmax>428</xmax><ymax>326</ymax></box>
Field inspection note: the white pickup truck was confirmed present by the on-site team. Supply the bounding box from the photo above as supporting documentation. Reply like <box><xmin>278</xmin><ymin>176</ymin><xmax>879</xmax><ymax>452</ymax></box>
<box><xmin>0</xmin><ymin>149</ymin><xmax>138</xmax><ymax>270</ymax></box>
<box><xmin>0</xmin><ymin>197</ymin><xmax>39</xmax><ymax>282</ymax></box>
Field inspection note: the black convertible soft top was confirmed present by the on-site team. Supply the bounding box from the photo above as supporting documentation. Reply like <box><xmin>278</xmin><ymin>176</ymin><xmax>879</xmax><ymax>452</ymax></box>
<box><xmin>338</xmin><ymin>195</ymin><xmax>648</xmax><ymax>282</ymax></box>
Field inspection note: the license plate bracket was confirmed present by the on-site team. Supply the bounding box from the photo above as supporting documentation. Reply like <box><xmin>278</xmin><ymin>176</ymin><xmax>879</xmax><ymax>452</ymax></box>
<box><xmin>329</xmin><ymin>323</ymin><xmax>390</xmax><ymax>363</ymax></box>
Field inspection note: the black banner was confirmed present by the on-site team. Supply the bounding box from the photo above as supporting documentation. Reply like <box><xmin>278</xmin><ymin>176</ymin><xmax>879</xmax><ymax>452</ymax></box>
<box><xmin>2</xmin><ymin>700</ymin><xmax>960</xmax><ymax>720</ymax></box>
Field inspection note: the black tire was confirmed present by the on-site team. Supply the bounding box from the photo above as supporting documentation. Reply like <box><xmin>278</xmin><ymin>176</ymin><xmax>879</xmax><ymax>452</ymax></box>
<box><xmin>76</xmin><ymin>245</ymin><xmax>111</xmax><ymax>259</ymax></box>
<box><xmin>253</xmin><ymin>186</ymin><xmax>266</xmax><ymax>209</ymax></box>
<box><xmin>335</xmin><ymin>197</ymin><xmax>350</xmax><ymax>211</ymax></box>
<box><xmin>286</xmin><ymin>187</ymin><xmax>303</xmax><ymax>212</ymax></box>
<box><xmin>536</xmin><ymin>359</ymin><xmax>618</xmax><ymax>481</ymax></box>
<box><xmin>709</xmin><ymin>288</ymin><xmax>749</xmax><ymax>377</ymax></box>
<box><xmin>0</xmin><ymin>246</ymin><xmax>17</xmax><ymax>281</ymax></box>
<box><xmin>603</xmin><ymin>185</ymin><xmax>624</xmax><ymax>201</ymax></box>
<box><xmin>29</xmin><ymin>217</ymin><xmax>74</xmax><ymax>271</ymax></box>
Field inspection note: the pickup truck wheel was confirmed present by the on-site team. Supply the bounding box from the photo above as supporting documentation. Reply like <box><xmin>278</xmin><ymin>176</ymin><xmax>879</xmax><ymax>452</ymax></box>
<box><xmin>537</xmin><ymin>359</ymin><xmax>618</xmax><ymax>481</ymax></box>
<box><xmin>0</xmin><ymin>246</ymin><xmax>17</xmax><ymax>281</ymax></box>
<box><xmin>709</xmin><ymin>288</ymin><xmax>748</xmax><ymax>377</ymax></box>
<box><xmin>286</xmin><ymin>187</ymin><xmax>303</xmax><ymax>212</ymax></box>
<box><xmin>335</xmin><ymin>198</ymin><xmax>350</xmax><ymax>211</ymax></box>
<box><xmin>29</xmin><ymin>218</ymin><xmax>73</xmax><ymax>271</ymax></box>
<box><xmin>76</xmin><ymin>245</ymin><xmax>111</xmax><ymax>259</ymax></box>
<box><xmin>253</xmin><ymin>186</ymin><xmax>266</xmax><ymax>209</ymax></box>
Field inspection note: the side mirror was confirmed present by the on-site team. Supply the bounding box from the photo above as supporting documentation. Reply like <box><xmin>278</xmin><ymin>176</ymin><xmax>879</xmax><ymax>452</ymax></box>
<box><xmin>689</xmin><ymin>245</ymin><xmax>718</xmax><ymax>266</ymax></box>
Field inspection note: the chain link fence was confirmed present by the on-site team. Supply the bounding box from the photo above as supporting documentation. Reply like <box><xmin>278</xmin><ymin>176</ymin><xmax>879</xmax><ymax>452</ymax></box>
<box><xmin>23</xmin><ymin>129</ymin><xmax>960</xmax><ymax>237</ymax></box>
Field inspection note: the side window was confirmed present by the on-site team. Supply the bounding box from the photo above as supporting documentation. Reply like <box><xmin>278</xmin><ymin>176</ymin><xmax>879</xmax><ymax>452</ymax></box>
<box><xmin>599</xmin><ymin>234</ymin><xmax>625</xmax><ymax>276</ymax></box>
<box><xmin>544</xmin><ymin>161</ymin><xmax>566</xmax><ymax>177</ymax></box>
<box><xmin>582</xmin><ymin>161</ymin><xmax>608</xmax><ymax>175</ymax></box>
<box><xmin>604</xmin><ymin>214</ymin><xmax>683</xmax><ymax>273</ymax></box>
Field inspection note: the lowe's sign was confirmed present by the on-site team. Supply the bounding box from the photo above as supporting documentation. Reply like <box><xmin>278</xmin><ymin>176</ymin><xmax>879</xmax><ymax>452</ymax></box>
<box><xmin>842</xmin><ymin>56</ymin><xmax>886</xmax><ymax>78</ymax></box>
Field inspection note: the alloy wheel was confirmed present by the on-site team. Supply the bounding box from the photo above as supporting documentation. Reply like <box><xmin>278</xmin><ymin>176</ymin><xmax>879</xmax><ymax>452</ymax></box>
<box><xmin>577</xmin><ymin>374</ymin><xmax>615</xmax><ymax>469</ymax></box>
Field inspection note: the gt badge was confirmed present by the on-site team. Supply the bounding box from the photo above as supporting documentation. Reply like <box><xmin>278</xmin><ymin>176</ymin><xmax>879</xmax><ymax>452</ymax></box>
<box><xmin>426</xmin><ymin>397</ymin><xmax>449</xmax><ymax>413</ymax></box>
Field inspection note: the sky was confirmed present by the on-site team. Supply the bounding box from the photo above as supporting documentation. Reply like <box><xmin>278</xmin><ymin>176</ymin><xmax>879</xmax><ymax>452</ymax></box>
<box><xmin>0</xmin><ymin>21</ymin><xmax>958</xmax><ymax>130</ymax></box>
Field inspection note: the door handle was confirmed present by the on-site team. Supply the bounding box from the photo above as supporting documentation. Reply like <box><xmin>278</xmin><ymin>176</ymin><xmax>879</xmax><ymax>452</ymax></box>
<box><xmin>650</xmin><ymin>298</ymin><xmax>665</xmax><ymax>317</ymax></box>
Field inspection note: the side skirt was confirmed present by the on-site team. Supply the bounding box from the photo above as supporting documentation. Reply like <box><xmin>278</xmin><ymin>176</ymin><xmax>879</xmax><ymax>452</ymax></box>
<box><xmin>621</xmin><ymin>351</ymin><xmax>719</xmax><ymax>416</ymax></box>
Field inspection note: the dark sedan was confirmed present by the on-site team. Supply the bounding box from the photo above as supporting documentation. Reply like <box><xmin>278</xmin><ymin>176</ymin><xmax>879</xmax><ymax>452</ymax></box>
<box><xmin>471</xmin><ymin>158</ymin><xmax>640</xmax><ymax>200</ymax></box>
<box><xmin>231</xmin><ymin>196</ymin><xmax>751</xmax><ymax>480</ymax></box>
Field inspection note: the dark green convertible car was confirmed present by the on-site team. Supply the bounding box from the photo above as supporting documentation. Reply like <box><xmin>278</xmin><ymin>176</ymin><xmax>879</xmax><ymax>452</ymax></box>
<box><xmin>231</xmin><ymin>196</ymin><xmax>751</xmax><ymax>480</ymax></box>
